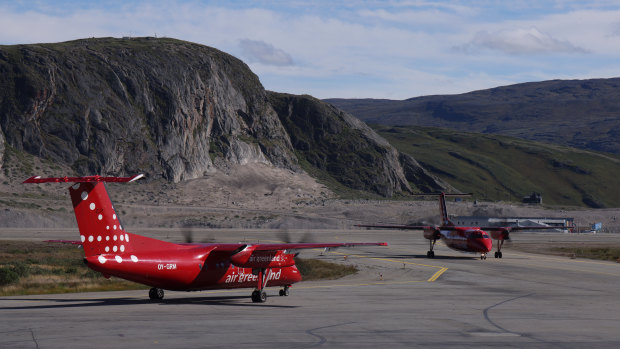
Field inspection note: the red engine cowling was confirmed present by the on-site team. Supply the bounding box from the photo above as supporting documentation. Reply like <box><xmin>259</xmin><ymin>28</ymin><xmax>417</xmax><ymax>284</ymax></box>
<box><xmin>490</xmin><ymin>229</ymin><xmax>511</xmax><ymax>240</ymax></box>
<box><xmin>230</xmin><ymin>246</ymin><xmax>296</xmax><ymax>268</ymax></box>
<box><xmin>424</xmin><ymin>229</ymin><xmax>442</xmax><ymax>240</ymax></box>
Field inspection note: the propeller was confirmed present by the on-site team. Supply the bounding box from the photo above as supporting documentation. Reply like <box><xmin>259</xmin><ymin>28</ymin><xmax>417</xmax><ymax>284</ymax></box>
<box><xmin>277</xmin><ymin>230</ymin><xmax>315</xmax><ymax>244</ymax></box>
<box><xmin>181</xmin><ymin>223</ymin><xmax>215</xmax><ymax>243</ymax></box>
<box><xmin>182</xmin><ymin>223</ymin><xmax>194</xmax><ymax>243</ymax></box>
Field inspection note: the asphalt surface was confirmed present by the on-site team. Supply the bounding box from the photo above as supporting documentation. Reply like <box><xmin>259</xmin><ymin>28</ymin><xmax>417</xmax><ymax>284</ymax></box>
<box><xmin>1</xmin><ymin>230</ymin><xmax>620</xmax><ymax>348</ymax></box>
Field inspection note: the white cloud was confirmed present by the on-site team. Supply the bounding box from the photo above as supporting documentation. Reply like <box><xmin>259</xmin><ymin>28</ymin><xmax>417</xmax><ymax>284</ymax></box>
<box><xmin>1</xmin><ymin>2</ymin><xmax>620</xmax><ymax>99</ymax></box>
<box><xmin>456</xmin><ymin>27</ymin><xmax>587</xmax><ymax>55</ymax></box>
<box><xmin>239</xmin><ymin>39</ymin><xmax>294</xmax><ymax>66</ymax></box>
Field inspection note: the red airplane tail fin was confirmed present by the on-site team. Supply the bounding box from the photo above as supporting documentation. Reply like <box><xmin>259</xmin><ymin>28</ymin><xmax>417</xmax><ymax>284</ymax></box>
<box><xmin>438</xmin><ymin>193</ymin><xmax>452</xmax><ymax>226</ymax></box>
<box><xmin>24</xmin><ymin>175</ymin><xmax>152</xmax><ymax>257</ymax></box>
<box><xmin>414</xmin><ymin>192</ymin><xmax>473</xmax><ymax>227</ymax></box>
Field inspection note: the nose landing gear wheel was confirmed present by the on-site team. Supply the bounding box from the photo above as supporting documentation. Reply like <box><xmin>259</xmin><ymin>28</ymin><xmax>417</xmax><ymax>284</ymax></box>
<box><xmin>279</xmin><ymin>286</ymin><xmax>290</xmax><ymax>296</ymax></box>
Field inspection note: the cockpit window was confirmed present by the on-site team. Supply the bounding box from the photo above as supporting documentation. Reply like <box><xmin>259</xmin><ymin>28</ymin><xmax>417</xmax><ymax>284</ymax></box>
<box><xmin>470</xmin><ymin>232</ymin><xmax>489</xmax><ymax>238</ymax></box>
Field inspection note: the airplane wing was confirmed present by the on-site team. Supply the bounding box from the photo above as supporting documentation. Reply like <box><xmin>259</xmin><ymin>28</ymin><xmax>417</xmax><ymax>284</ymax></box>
<box><xmin>356</xmin><ymin>224</ymin><xmax>431</xmax><ymax>230</ymax></box>
<box><xmin>250</xmin><ymin>242</ymin><xmax>387</xmax><ymax>251</ymax></box>
<box><xmin>356</xmin><ymin>224</ymin><xmax>466</xmax><ymax>231</ymax></box>
<box><xmin>175</xmin><ymin>242</ymin><xmax>387</xmax><ymax>253</ymax></box>
<box><xmin>482</xmin><ymin>225</ymin><xmax>567</xmax><ymax>240</ymax></box>
<box><xmin>484</xmin><ymin>226</ymin><xmax>565</xmax><ymax>231</ymax></box>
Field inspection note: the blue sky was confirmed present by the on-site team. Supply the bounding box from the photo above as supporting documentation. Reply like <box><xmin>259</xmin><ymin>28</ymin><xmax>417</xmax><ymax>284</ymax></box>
<box><xmin>2</xmin><ymin>1</ymin><xmax>620</xmax><ymax>99</ymax></box>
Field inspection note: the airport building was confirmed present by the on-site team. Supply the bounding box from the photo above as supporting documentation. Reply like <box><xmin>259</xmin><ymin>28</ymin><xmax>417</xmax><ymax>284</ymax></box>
<box><xmin>453</xmin><ymin>216</ymin><xmax>573</xmax><ymax>232</ymax></box>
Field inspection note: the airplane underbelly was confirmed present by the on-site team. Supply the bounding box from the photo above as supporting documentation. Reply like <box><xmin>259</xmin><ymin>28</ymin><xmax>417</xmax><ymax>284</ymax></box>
<box><xmin>443</xmin><ymin>238</ymin><xmax>470</xmax><ymax>252</ymax></box>
<box><xmin>188</xmin><ymin>266</ymin><xmax>301</xmax><ymax>291</ymax></box>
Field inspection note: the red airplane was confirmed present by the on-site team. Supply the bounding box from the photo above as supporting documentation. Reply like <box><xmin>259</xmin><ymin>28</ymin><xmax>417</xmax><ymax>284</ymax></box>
<box><xmin>24</xmin><ymin>174</ymin><xmax>387</xmax><ymax>302</ymax></box>
<box><xmin>358</xmin><ymin>193</ymin><xmax>562</xmax><ymax>260</ymax></box>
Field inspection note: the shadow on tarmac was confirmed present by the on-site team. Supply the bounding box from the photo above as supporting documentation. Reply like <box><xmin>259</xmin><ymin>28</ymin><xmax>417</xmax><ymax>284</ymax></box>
<box><xmin>0</xmin><ymin>294</ymin><xmax>300</xmax><ymax>310</ymax></box>
<box><xmin>379</xmin><ymin>254</ymin><xmax>482</xmax><ymax>260</ymax></box>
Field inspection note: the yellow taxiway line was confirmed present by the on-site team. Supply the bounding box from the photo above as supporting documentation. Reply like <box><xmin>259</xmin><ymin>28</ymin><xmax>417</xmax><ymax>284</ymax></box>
<box><xmin>328</xmin><ymin>251</ymin><xmax>448</xmax><ymax>282</ymax></box>
<box><xmin>246</xmin><ymin>239</ymin><xmax>449</xmax><ymax>282</ymax></box>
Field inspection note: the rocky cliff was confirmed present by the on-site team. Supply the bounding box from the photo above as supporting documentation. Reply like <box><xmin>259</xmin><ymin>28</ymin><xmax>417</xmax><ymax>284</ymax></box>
<box><xmin>0</xmin><ymin>37</ymin><xmax>448</xmax><ymax>196</ymax></box>
<box><xmin>0</xmin><ymin>37</ymin><xmax>297</xmax><ymax>183</ymax></box>
<box><xmin>268</xmin><ymin>93</ymin><xmax>449</xmax><ymax>195</ymax></box>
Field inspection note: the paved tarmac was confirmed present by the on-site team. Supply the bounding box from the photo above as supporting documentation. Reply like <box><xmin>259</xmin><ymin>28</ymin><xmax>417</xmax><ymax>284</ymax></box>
<box><xmin>1</xmin><ymin>230</ymin><xmax>620</xmax><ymax>348</ymax></box>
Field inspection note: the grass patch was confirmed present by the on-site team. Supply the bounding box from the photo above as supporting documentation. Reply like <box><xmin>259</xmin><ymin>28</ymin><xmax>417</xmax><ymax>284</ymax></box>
<box><xmin>0</xmin><ymin>240</ymin><xmax>145</xmax><ymax>296</ymax></box>
<box><xmin>294</xmin><ymin>257</ymin><xmax>358</xmax><ymax>281</ymax></box>
<box><xmin>549</xmin><ymin>247</ymin><xmax>620</xmax><ymax>262</ymax></box>
<box><xmin>374</xmin><ymin>124</ymin><xmax>620</xmax><ymax>207</ymax></box>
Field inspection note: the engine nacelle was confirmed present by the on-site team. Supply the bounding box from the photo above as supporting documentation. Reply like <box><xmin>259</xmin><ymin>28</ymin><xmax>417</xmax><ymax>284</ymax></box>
<box><xmin>490</xmin><ymin>229</ymin><xmax>511</xmax><ymax>240</ymax></box>
<box><xmin>230</xmin><ymin>246</ymin><xmax>296</xmax><ymax>268</ymax></box>
<box><xmin>424</xmin><ymin>229</ymin><xmax>442</xmax><ymax>240</ymax></box>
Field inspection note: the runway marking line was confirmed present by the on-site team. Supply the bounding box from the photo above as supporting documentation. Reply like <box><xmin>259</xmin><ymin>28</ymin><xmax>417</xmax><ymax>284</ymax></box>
<box><xmin>267</xmin><ymin>237</ymin><xmax>450</xmax><ymax>282</ymax></box>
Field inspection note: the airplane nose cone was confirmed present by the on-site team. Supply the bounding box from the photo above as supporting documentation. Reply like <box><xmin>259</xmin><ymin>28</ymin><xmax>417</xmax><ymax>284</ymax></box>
<box><xmin>484</xmin><ymin>238</ymin><xmax>493</xmax><ymax>252</ymax></box>
<box><xmin>472</xmin><ymin>238</ymin><xmax>492</xmax><ymax>253</ymax></box>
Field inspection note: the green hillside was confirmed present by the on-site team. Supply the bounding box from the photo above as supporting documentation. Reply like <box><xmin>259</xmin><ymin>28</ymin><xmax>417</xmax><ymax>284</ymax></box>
<box><xmin>326</xmin><ymin>78</ymin><xmax>620</xmax><ymax>156</ymax></box>
<box><xmin>373</xmin><ymin>125</ymin><xmax>620</xmax><ymax>208</ymax></box>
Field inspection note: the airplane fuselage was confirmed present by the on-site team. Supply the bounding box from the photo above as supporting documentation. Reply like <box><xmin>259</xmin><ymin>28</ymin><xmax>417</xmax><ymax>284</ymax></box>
<box><xmin>84</xmin><ymin>243</ymin><xmax>302</xmax><ymax>291</ymax></box>
<box><xmin>424</xmin><ymin>227</ymin><xmax>492</xmax><ymax>253</ymax></box>
<box><xmin>24</xmin><ymin>174</ymin><xmax>387</xmax><ymax>302</ymax></box>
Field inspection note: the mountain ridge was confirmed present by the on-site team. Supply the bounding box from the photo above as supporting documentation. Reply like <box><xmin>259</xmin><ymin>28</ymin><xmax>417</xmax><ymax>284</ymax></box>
<box><xmin>325</xmin><ymin>78</ymin><xmax>620</xmax><ymax>155</ymax></box>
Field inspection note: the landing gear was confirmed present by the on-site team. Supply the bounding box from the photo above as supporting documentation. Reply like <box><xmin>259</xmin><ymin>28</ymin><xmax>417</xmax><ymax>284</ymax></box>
<box><xmin>251</xmin><ymin>268</ymin><xmax>269</xmax><ymax>303</ymax></box>
<box><xmin>149</xmin><ymin>287</ymin><xmax>164</xmax><ymax>300</ymax></box>
<box><xmin>480</xmin><ymin>253</ymin><xmax>487</xmax><ymax>260</ymax></box>
<box><xmin>495</xmin><ymin>239</ymin><xmax>505</xmax><ymax>258</ymax></box>
<box><xmin>279</xmin><ymin>286</ymin><xmax>290</xmax><ymax>297</ymax></box>
<box><xmin>427</xmin><ymin>239</ymin><xmax>437</xmax><ymax>258</ymax></box>
<box><xmin>251</xmin><ymin>290</ymin><xmax>267</xmax><ymax>303</ymax></box>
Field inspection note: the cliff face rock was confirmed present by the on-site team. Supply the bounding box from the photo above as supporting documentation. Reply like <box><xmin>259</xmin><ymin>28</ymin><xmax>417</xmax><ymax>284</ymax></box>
<box><xmin>268</xmin><ymin>93</ymin><xmax>449</xmax><ymax>196</ymax></box>
<box><xmin>0</xmin><ymin>37</ymin><xmax>297</xmax><ymax>182</ymax></box>
<box><xmin>0</xmin><ymin>37</ymin><xmax>447</xmax><ymax>196</ymax></box>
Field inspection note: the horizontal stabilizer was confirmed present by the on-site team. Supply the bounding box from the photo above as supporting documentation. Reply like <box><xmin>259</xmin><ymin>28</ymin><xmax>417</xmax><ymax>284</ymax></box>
<box><xmin>357</xmin><ymin>224</ymin><xmax>429</xmax><ymax>230</ymax></box>
<box><xmin>24</xmin><ymin>174</ymin><xmax>144</xmax><ymax>184</ymax></box>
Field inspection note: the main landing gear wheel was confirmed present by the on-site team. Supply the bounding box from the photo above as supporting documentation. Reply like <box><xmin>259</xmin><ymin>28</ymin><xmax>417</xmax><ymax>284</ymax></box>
<box><xmin>495</xmin><ymin>239</ymin><xmax>505</xmax><ymax>259</ymax></box>
<box><xmin>427</xmin><ymin>238</ymin><xmax>437</xmax><ymax>258</ymax></box>
<box><xmin>279</xmin><ymin>286</ymin><xmax>290</xmax><ymax>297</ymax></box>
<box><xmin>251</xmin><ymin>290</ymin><xmax>267</xmax><ymax>303</ymax></box>
<box><xmin>149</xmin><ymin>287</ymin><xmax>164</xmax><ymax>300</ymax></box>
